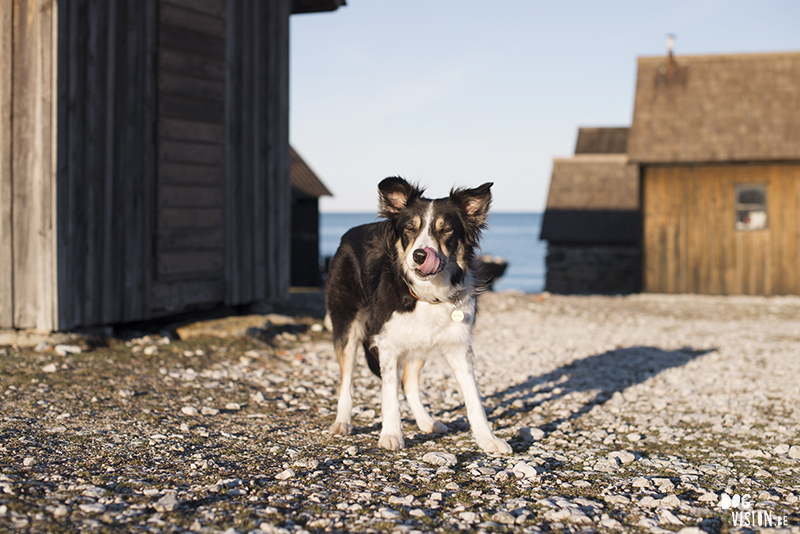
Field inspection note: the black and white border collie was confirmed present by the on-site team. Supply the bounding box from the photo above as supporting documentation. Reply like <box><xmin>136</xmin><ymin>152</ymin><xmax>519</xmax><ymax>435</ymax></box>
<box><xmin>325</xmin><ymin>177</ymin><xmax>511</xmax><ymax>454</ymax></box>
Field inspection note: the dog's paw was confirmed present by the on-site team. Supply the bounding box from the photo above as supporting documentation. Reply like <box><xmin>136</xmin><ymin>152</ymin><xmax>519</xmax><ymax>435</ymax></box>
<box><xmin>478</xmin><ymin>437</ymin><xmax>512</xmax><ymax>454</ymax></box>
<box><xmin>328</xmin><ymin>422</ymin><xmax>352</xmax><ymax>436</ymax></box>
<box><xmin>378</xmin><ymin>434</ymin><xmax>404</xmax><ymax>451</ymax></box>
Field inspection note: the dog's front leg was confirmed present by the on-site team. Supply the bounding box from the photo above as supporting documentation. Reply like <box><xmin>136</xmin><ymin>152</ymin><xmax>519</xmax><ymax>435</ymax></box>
<box><xmin>377</xmin><ymin>355</ymin><xmax>404</xmax><ymax>450</ymax></box>
<box><xmin>445</xmin><ymin>348</ymin><xmax>512</xmax><ymax>454</ymax></box>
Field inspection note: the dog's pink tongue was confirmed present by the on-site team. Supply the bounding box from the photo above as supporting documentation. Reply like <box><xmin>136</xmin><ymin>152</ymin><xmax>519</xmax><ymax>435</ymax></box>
<box><xmin>418</xmin><ymin>247</ymin><xmax>440</xmax><ymax>275</ymax></box>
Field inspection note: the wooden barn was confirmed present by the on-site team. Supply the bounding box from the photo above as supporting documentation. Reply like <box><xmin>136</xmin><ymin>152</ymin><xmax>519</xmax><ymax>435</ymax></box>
<box><xmin>0</xmin><ymin>0</ymin><xmax>343</xmax><ymax>331</ymax></box>
<box><xmin>290</xmin><ymin>146</ymin><xmax>331</xmax><ymax>288</ymax></box>
<box><xmin>629</xmin><ymin>51</ymin><xmax>800</xmax><ymax>296</ymax></box>
<box><xmin>540</xmin><ymin>127</ymin><xmax>640</xmax><ymax>294</ymax></box>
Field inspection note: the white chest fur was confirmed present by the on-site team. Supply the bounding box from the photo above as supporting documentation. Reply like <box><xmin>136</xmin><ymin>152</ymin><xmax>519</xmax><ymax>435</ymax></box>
<box><xmin>373</xmin><ymin>297</ymin><xmax>475</xmax><ymax>360</ymax></box>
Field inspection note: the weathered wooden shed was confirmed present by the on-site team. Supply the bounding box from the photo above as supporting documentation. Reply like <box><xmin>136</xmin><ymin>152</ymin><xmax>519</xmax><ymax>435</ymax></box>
<box><xmin>540</xmin><ymin>128</ymin><xmax>640</xmax><ymax>293</ymax></box>
<box><xmin>0</xmin><ymin>0</ymin><xmax>343</xmax><ymax>331</ymax></box>
<box><xmin>290</xmin><ymin>146</ymin><xmax>331</xmax><ymax>288</ymax></box>
<box><xmin>629</xmin><ymin>51</ymin><xmax>800</xmax><ymax>296</ymax></box>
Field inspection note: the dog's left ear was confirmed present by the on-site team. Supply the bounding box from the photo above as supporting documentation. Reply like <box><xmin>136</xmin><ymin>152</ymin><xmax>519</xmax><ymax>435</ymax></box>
<box><xmin>451</xmin><ymin>182</ymin><xmax>493</xmax><ymax>228</ymax></box>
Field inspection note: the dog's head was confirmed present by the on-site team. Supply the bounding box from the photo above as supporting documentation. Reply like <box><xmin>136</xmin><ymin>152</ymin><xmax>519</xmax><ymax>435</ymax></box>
<box><xmin>378</xmin><ymin>176</ymin><xmax>492</xmax><ymax>300</ymax></box>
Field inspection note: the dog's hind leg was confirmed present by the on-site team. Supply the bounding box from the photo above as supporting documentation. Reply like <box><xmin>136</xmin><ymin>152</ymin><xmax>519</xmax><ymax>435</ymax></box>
<box><xmin>402</xmin><ymin>358</ymin><xmax>448</xmax><ymax>434</ymax></box>
<box><xmin>328</xmin><ymin>320</ymin><xmax>363</xmax><ymax>436</ymax></box>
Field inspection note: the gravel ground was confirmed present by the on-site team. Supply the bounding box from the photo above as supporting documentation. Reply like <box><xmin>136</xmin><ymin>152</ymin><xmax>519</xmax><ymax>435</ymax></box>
<box><xmin>1</xmin><ymin>291</ymin><xmax>799</xmax><ymax>534</ymax></box>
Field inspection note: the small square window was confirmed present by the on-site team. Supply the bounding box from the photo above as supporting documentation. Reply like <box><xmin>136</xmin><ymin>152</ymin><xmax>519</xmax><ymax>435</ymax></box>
<box><xmin>734</xmin><ymin>183</ymin><xmax>767</xmax><ymax>231</ymax></box>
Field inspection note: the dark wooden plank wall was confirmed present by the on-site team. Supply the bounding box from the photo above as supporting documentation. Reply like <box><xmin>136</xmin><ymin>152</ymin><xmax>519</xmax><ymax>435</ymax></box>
<box><xmin>152</xmin><ymin>0</ymin><xmax>227</xmax><ymax>313</ymax></box>
<box><xmin>1</xmin><ymin>0</ymin><xmax>58</xmax><ymax>330</ymax></box>
<box><xmin>0</xmin><ymin>1</ymin><xmax>13</xmax><ymax>327</ymax></box>
<box><xmin>56</xmin><ymin>0</ymin><xmax>156</xmax><ymax>329</ymax></box>
<box><xmin>226</xmin><ymin>0</ymin><xmax>291</xmax><ymax>306</ymax></box>
<box><xmin>642</xmin><ymin>164</ymin><xmax>800</xmax><ymax>296</ymax></box>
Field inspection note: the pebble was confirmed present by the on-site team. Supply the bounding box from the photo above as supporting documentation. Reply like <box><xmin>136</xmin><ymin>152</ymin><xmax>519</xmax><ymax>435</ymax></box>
<box><xmin>511</xmin><ymin>462</ymin><xmax>538</xmax><ymax>479</ymax></box>
<box><xmin>79</xmin><ymin>503</ymin><xmax>106</xmax><ymax>514</ymax></box>
<box><xmin>181</xmin><ymin>406</ymin><xmax>199</xmax><ymax>416</ymax></box>
<box><xmin>41</xmin><ymin>363</ymin><xmax>58</xmax><ymax>373</ymax></box>
<box><xmin>421</xmin><ymin>452</ymin><xmax>457</xmax><ymax>467</ymax></box>
<box><xmin>154</xmin><ymin>493</ymin><xmax>179</xmax><ymax>512</ymax></box>
<box><xmin>275</xmin><ymin>469</ymin><xmax>295</xmax><ymax>481</ymax></box>
<box><xmin>54</xmin><ymin>344</ymin><xmax>81</xmax><ymax>356</ymax></box>
<box><xmin>22</xmin><ymin>457</ymin><xmax>36</xmax><ymax>467</ymax></box>
<box><xmin>788</xmin><ymin>445</ymin><xmax>800</xmax><ymax>459</ymax></box>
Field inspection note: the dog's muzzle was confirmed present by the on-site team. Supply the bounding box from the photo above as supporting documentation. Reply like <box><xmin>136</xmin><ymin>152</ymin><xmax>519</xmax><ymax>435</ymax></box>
<box><xmin>413</xmin><ymin>247</ymin><xmax>441</xmax><ymax>275</ymax></box>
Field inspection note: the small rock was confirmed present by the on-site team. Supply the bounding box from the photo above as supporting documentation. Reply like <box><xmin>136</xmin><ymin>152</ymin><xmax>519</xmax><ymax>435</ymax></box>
<box><xmin>677</xmin><ymin>528</ymin><xmax>706</xmax><ymax>534</ymax></box>
<box><xmin>55</xmin><ymin>344</ymin><xmax>81</xmax><ymax>356</ymax></box>
<box><xmin>661</xmin><ymin>494</ymin><xmax>681</xmax><ymax>508</ymax></box>
<box><xmin>378</xmin><ymin>508</ymin><xmax>400</xmax><ymax>519</ymax></box>
<box><xmin>445</xmin><ymin>482</ymin><xmax>460</xmax><ymax>491</ymax></box>
<box><xmin>34</xmin><ymin>341</ymin><xmax>51</xmax><ymax>352</ymax></box>
<box><xmin>660</xmin><ymin>509</ymin><xmax>684</xmax><ymax>526</ymax></box>
<box><xmin>251</xmin><ymin>391</ymin><xmax>266</xmax><ymax>403</ymax></box>
<box><xmin>774</xmin><ymin>443</ymin><xmax>791</xmax><ymax>455</ymax></box>
<box><xmin>225</xmin><ymin>403</ymin><xmax>241</xmax><ymax>411</ymax></box>
<box><xmin>518</xmin><ymin>427</ymin><xmax>545</xmax><ymax>442</ymax></box>
<box><xmin>608</xmin><ymin>450</ymin><xmax>636</xmax><ymax>465</ymax></box>
<box><xmin>154</xmin><ymin>493</ymin><xmax>179</xmax><ymax>512</ymax></box>
<box><xmin>42</xmin><ymin>363</ymin><xmax>58</xmax><ymax>373</ymax></box>
<box><xmin>143</xmin><ymin>345</ymin><xmax>158</xmax><ymax>356</ymax></box>
<box><xmin>275</xmin><ymin>469</ymin><xmax>295</xmax><ymax>481</ymax></box>
<box><xmin>360</xmin><ymin>408</ymin><xmax>376</xmax><ymax>419</ymax></box>
<box><xmin>511</xmin><ymin>462</ymin><xmax>539</xmax><ymax>479</ymax></box>
<box><xmin>388</xmin><ymin>495</ymin><xmax>413</xmax><ymax>506</ymax></box>
<box><xmin>23</xmin><ymin>457</ymin><xmax>36</xmax><ymax>467</ymax></box>
<box><xmin>345</xmin><ymin>446</ymin><xmax>359</xmax><ymax>456</ymax></box>
<box><xmin>788</xmin><ymin>445</ymin><xmax>800</xmax><ymax>459</ymax></box>
<box><xmin>310</xmin><ymin>323</ymin><xmax>324</xmax><ymax>332</ymax></box>
<box><xmin>632</xmin><ymin>477</ymin><xmax>651</xmax><ymax>488</ymax></box>
<box><xmin>118</xmin><ymin>389</ymin><xmax>135</xmax><ymax>398</ymax></box>
<box><xmin>181</xmin><ymin>406</ymin><xmax>199</xmax><ymax>416</ymax></box>
<box><xmin>459</xmin><ymin>511</ymin><xmax>478</xmax><ymax>522</ymax></box>
<box><xmin>626</xmin><ymin>432</ymin><xmax>643</xmax><ymax>442</ymax></box>
<box><xmin>491</xmin><ymin>512</ymin><xmax>516</xmax><ymax>525</ymax></box>
<box><xmin>422</xmin><ymin>451</ymin><xmax>457</xmax><ymax>467</ymax></box>
<box><xmin>201</xmin><ymin>407</ymin><xmax>220</xmax><ymax>416</ymax></box>
<box><xmin>79</xmin><ymin>502</ymin><xmax>106</xmax><ymax>514</ymax></box>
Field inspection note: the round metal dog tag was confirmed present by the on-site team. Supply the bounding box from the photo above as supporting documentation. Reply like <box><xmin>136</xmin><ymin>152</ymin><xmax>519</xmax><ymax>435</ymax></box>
<box><xmin>451</xmin><ymin>309</ymin><xmax>464</xmax><ymax>322</ymax></box>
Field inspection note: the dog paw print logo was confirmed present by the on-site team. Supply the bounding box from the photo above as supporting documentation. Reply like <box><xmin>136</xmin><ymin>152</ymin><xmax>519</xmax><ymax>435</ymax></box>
<box><xmin>719</xmin><ymin>493</ymin><xmax>751</xmax><ymax>510</ymax></box>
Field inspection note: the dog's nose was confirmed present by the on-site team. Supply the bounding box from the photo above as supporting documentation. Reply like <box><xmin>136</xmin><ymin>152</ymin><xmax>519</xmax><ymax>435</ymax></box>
<box><xmin>412</xmin><ymin>249</ymin><xmax>427</xmax><ymax>265</ymax></box>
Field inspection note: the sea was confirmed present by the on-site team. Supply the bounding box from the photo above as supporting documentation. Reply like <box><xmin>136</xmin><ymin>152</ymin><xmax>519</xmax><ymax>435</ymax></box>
<box><xmin>320</xmin><ymin>212</ymin><xmax>546</xmax><ymax>293</ymax></box>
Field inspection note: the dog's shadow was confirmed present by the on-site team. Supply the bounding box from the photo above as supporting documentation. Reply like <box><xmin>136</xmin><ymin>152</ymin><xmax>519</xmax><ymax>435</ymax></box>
<box><xmin>442</xmin><ymin>345</ymin><xmax>715</xmax><ymax>439</ymax></box>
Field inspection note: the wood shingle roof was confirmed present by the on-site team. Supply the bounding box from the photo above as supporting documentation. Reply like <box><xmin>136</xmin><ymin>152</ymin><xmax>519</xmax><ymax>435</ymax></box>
<box><xmin>290</xmin><ymin>146</ymin><xmax>332</xmax><ymax>199</ymax></box>
<box><xmin>628</xmin><ymin>51</ymin><xmax>800</xmax><ymax>163</ymax></box>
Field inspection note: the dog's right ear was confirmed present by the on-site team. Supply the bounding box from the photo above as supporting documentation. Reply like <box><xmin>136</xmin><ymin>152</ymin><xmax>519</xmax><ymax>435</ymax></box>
<box><xmin>378</xmin><ymin>177</ymin><xmax>424</xmax><ymax>217</ymax></box>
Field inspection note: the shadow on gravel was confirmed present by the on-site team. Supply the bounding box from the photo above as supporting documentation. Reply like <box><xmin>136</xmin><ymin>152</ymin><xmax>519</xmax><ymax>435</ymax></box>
<box><xmin>487</xmin><ymin>346</ymin><xmax>716</xmax><ymax>435</ymax></box>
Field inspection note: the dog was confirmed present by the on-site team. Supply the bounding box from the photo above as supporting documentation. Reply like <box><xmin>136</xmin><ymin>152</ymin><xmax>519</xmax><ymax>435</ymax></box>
<box><xmin>324</xmin><ymin>176</ymin><xmax>511</xmax><ymax>454</ymax></box>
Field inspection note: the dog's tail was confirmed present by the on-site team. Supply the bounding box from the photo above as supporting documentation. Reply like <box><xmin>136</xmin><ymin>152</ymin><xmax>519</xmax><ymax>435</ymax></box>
<box><xmin>363</xmin><ymin>341</ymin><xmax>381</xmax><ymax>378</ymax></box>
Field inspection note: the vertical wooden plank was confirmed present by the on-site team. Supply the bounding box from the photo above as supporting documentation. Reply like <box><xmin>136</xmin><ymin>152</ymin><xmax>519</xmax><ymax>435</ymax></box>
<box><xmin>722</xmin><ymin>168</ymin><xmax>737</xmax><ymax>295</ymax></box>
<box><xmin>84</xmin><ymin>0</ymin><xmax>107</xmax><ymax>325</ymax></box>
<box><xmin>225</xmin><ymin>0</ymin><xmax>241</xmax><ymax>304</ymax></box>
<box><xmin>141</xmin><ymin>0</ymin><xmax>156</xmax><ymax>322</ymax></box>
<box><xmin>12</xmin><ymin>0</ymin><xmax>58</xmax><ymax>330</ymax></box>
<box><xmin>102</xmin><ymin>0</ymin><xmax>119</xmax><ymax>323</ymax></box>
<box><xmin>252</xmin><ymin>0</ymin><xmax>267</xmax><ymax>301</ymax></box>
<box><xmin>0</xmin><ymin>0</ymin><xmax>13</xmax><ymax>326</ymax></box>
<box><xmin>275</xmin><ymin>0</ymin><xmax>291</xmax><ymax>300</ymax></box>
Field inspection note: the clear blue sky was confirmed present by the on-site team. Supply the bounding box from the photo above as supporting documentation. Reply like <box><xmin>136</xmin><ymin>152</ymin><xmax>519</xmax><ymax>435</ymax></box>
<box><xmin>289</xmin><ymin>1</ymin><xmax>800</xmax><ymax>213</ymax></box>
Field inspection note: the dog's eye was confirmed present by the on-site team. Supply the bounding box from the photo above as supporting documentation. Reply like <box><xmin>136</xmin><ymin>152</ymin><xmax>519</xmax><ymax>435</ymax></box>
<box><xmin>404</xmin><ymin>224</ymin><xmax>416</xmax><ymax>235</ymax></box>
<box><xmin>440</xmin><ymin>226</ymin><xmax>453</xmax><ymax>236</ymax></box>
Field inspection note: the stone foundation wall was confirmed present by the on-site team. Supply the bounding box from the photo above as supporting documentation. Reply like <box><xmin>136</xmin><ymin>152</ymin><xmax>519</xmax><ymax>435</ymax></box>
<box><xmin>545</xmin><ymin>244</ymin><xmax>640</xmax><ymax>294</ymax></box>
